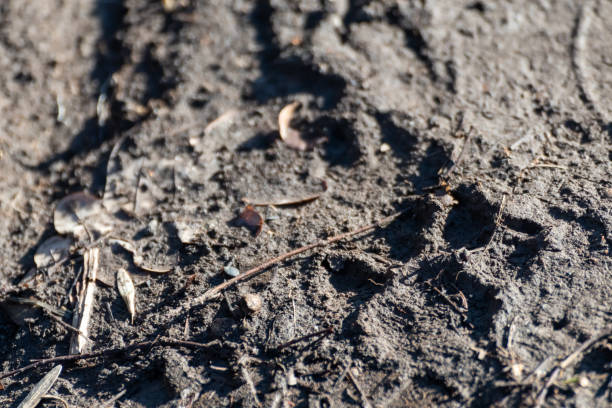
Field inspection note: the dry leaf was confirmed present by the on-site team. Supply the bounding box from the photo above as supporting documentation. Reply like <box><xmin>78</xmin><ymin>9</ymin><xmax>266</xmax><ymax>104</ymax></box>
<box><xmin>236</xmin><ymin>205</ymin><xmax>263</xmax><ymax>236</ymax></box>
<box><xmin>54</xmin><ymin>192</ymin><xmax>114</xmax><ymax>241</ymax></box>
<box><xmin>243</xmin><ymin>180</ymin><xmax>328</xmax><ymax>207</ymax></box>
<box><xmin>278</xmin><ymin>101</ymin><xmax>311</xmax><ymax>151</ymax></box>
<box><xmin>109</xmin><ymin>238</ymin><xmax>172</xmax><ymax>273</ymax></box>
<box><xmin>34</xmin><ymin>236</ymin><xmax>72</xmax><ymax>269</ymax></box>
<box><xmin>16</xmin><ymin>365</ymin><xmax>62</xmax><ymax>408</ymax></box>
<box><xmin>116</xmin><ymin>268</ymin><xmax>136</xmax><ymax>323</ymax></box>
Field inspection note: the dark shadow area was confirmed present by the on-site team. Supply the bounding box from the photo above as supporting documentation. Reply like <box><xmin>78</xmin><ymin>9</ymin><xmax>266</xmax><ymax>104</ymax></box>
<box><xmin>134</xmin><ymin>43</ymin><xmax>175</xmax><ymax>104</ymax></box>
<box><xmin>443</xmin><ymin>183</ymin><xmax>497</xmax><ymax>250</ymax></box>
<box><xmin>374</xmin><ymin>111</ymin><xmax>418</xmax><ymax>162</ymax></box>
<box><xmin>417</xmin><ymin>254</ymin><xmax>502</xmax><ymax>341</ymax></box>
<box><xmin>326</xmin><ymin>251</ymin><xmax>390</xmax><ymax>299</ymax></box>
<box><xmin>411</xmin><ymin>140</ymin><xmax>450</xmax><ymax>190</ymax></box>
<box><xmin>374</xmin><ymin>110</ymin><xmax>450</xmax><ymax>190</ymax></box>
<box><xmin>385</xmin><ymin>4</ymin><xmax>437</xmax><ymax>83</ymax></box>
<box><xmin>374</xmin><ymin>197</ymin><xmax>439</xmax><ymax>262</ymax></box>
<box><xmin>314</xmin><ymin>116</ymin><xmax>361</xmax><ymax>167</ymax></box>
<box><xmin>247</xmin><ymin>0</ymin><xmax>346</xmax><ymax>109</ymax></box>
<box><xmin>236</xmin><ymin>131</ymin><xmax>278</xmax><ymax>152</ymax></box>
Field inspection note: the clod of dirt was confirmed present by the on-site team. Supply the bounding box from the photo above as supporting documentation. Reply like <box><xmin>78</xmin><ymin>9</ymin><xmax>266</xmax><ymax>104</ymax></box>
<box><xmin>116</xmin><ymin>268</ymin><xmax>136</xmax><ymax>323</ymax></box>
<box><xmin>173</xmin><ymin>221</ymin><xmax>204</xmax><ymax>245</ymax></box>
<box><xmin>235</xmin><ymin>205</ymin><xmax>263</xmax><ymax>236</ymax></box>
<box><xmin>162</xmin><ymin>349</ymin><xmax>203</xmax><ymax>398</ymax></box>
<box><xmin>34</xmin><ymin>236</ymin><xmax>72</xmax><ymax>269</ymax></box>
<box><xmin>242</xmin><ymin>293</ymin><xmax>263</xmax><ymax>313</ymax></box>
<box><xmin>210</xmin><ymin>317</ymin><xmax>238</xmax><ymax>338</ymax></box>
<box><xmin>54</xmin><ymin>192</ymin><xmax>114</xmax><ymax>241</ymax></box>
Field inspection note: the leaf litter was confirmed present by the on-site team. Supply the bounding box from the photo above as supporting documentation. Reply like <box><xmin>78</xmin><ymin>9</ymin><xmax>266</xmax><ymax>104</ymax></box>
<box><xmin>242</xmin><ymin>179</ymin><xmax>328</xmax><ymax>207</ymax></box>
<box><xmin>235</xmin><ymin>205</ymin><xmax>263</xmax><ymax>236</ymax></box>
<box><xmin>54</xmin><ymin>192</ymin><xmax>114</xmax><ymax>241</ymax></box>
<box><xmin>278</xmin><ymin>101</ymin><xmax>312</xmax><ymax>151</ymax></box>
<box><xmin>116</xmin><ymin>268</ymin><xmax>136</xmax><ymax>324</ymax></box>
<box><xmin>34</xmin><ymin>236</ymin><xmax>72</xmax><ymax>269</ymax></box>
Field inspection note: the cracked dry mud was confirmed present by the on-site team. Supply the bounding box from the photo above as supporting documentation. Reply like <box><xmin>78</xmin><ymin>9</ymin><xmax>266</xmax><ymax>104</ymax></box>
<box><xmin>0</xmin><ymin>1</ymin><xmax>611</xmax><ymax>407</ymax></box>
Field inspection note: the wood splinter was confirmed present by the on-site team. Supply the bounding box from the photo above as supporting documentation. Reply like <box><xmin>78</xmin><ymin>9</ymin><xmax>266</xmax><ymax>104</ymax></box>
<box><xmin>70</xmin><ymin>248</ymin><xmax>99</xmax><ymax>354</ymax></box>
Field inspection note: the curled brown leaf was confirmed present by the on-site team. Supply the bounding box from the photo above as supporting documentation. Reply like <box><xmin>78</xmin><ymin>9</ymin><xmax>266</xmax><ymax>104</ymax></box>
<box><xmin>236</xmin><ymin>205</ymin><xmax>263</xmax><ymax>236</ymax></box>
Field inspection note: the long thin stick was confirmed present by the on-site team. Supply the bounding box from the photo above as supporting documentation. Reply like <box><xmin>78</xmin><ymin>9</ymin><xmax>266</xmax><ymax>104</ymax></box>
<box><xmin>0</xmin><ymin>338</ymin><xmax>219</xmax><ymax>381</ymax></box>
<box><xmin>171</xmin><ymin>210</ymin><xmax>405</xmax><ymax>316</ymax></box>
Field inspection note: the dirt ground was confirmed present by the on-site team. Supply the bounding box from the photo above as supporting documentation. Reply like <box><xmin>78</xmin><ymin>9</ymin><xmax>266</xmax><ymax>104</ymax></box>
<box><xmin>0</xmin><ymin>0</ymin><xmax>611</xmax><ymax>407</ymax></box>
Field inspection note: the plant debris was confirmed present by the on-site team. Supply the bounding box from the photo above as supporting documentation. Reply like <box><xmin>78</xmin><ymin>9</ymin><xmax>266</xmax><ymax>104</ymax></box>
<box><xmin>109</xmin><ymin>237</ymin><xmax>172</xmax><ymax>273</ymax></box>
<box><xmin>243</xmin><ymin>180</ymin><xmax>328</xmax><ymax>207</ymax></box>
<box><xmin>34</xmin><ymin>236</ymin><xmax>72</xmax><ymax>269</ymax></box>
<box><xmin>235</xmin><ymin>205</ymin><xmax>263</xmax><ymax>236</ymax></box>
<box><xmin>70</xmin><ymin>248</ymin><xmax>99</xmax><ymax>354</ymax></box>
<box><xmin>116</xmin><ymin>268</ymin><xmax>136</xmax><ymax>324</ymax></box>
<box><xmin>16</xmin><ymin>364</ymin><xmax>62</xmax><ymax>408</ymax></box>
<box><xmin>278</xmin><ymin>101</ymin><xmax>311</xmax><ymax>151</ymax></box>
<box><xmin>54</xmin><ymin>192</ymin><xmax>114</xmax><ymax>241</ymax></box>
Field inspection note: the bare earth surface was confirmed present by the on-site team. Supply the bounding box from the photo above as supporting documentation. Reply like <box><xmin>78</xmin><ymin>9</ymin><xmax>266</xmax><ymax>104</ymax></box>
<box><xmin>1</xmin><ymin>1</ymin><xmax>611</xmax><ymax>407</ymax></box>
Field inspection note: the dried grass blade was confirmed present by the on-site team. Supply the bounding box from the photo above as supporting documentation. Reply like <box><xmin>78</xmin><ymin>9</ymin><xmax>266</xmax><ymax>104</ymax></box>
<box><xmin>16</xmin><ymin>364</ymin><xmax>62</xmax><ymax>408</ymax></box>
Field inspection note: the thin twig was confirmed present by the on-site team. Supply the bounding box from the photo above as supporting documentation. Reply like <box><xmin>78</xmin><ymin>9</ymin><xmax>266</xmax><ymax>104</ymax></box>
<box><xmin>101</xmin><ymin>389</ymin><xmax>127</xmax><ymax>408</ymax></box>
<box><xmin>0</xmin><ymin>338</ymin><xmax>219</xmax><ymax>381</ymax></box>
<box><xmin>42</xmin><ymin>394</ymin><xmax>70</xmax><ymax>408</ymax></box>
<box><xmin>239</xmin><ymin>356</ymin><xmax>261</xmax><ymax>407</ymax></box>
<box><xmin>47</xmin><ymin>313</ymin><xmax>91</xmax><ymax>342</ymax></box>
<box><xmin>178</xmin><ymin>210</ymin><xmax>405</xmax><ymax>314</ymax></box>
<box><xmin>273</xmin><ymin>327</ymin><xmax>334</xmax><ymax>352</ymax></box>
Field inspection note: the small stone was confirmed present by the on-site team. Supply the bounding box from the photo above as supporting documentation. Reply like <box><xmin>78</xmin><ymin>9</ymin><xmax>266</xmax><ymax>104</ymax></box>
<box><xmin>379</xmin><ymin>143</ymin><xmax>391</xmax><ymax>153</ymax></box>
<box><xmin>579</xmin><ymin>376</ymin><xmax>591</xmax><ymax>387</ymax></box>
<box><xmin>224</xmin><ymin>264</ymin><xmax>240</xmax><ymax>277</ymax></box>
<box><xmin>243</xmin><ymin>293</ymin><xmax>263</xmax><ymax>313</ymax></box>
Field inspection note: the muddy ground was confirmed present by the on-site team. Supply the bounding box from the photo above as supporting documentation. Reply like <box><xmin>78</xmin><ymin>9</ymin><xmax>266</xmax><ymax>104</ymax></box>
<box><xmin>0</xmin><ymin>0</ymin><xmax>611</xmax><ymax>407</ymax></box>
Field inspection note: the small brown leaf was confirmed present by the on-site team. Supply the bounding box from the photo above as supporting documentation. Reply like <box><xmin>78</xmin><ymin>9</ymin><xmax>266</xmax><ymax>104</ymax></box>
<box><xmin>236</xmin><ymin>205</ymin><xmax>263</xmax><ymax>236</ymax></box>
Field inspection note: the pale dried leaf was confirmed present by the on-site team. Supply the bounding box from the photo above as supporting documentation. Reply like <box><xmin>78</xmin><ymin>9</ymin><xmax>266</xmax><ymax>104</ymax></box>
<box><xmin>278</xmin><ymin>101</ymin><xmax>311</xmax><ymax>151</ymax></box>
<box><xmin>34</xmin><ymin>236</ymin><xmax>72</xmax><ymax>269</ymax></box>
<box><xmin>54</xmin><ymin>192</ymin><xmax>114</xmax><ymax>240</ymax></box>
<box><xmin>278</xmin><ymin>101</ymin><xmax>300</xmax><ymax>141</ymax></box>
<box><xmin>116</xmin><ymin>268</ymin><xmax>136</xmax><ymax>323</ymax></box>
<box><xmin>17</xmin><ymin>365</ymin><xmax>62</xmax><ymax>408</ymax></box>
